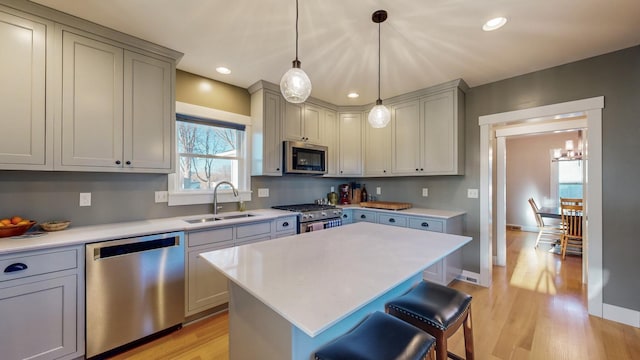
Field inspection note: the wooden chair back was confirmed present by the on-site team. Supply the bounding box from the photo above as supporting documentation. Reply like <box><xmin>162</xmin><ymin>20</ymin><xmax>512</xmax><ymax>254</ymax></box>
<box><xmin>560</xmin><ymin>203</ymin><xmax>583</xmax><ymax>238</ymax></box>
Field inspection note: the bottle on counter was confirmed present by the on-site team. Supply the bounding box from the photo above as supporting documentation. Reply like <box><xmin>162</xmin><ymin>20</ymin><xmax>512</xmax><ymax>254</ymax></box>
<box><xmin>361</xmin><ymin>184</ymin><xmax>368</xmax><ymax>203</ymax></box>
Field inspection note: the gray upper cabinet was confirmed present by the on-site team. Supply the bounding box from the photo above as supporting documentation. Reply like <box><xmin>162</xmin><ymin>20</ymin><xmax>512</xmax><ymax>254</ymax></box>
<box><xmin>391</xmin><ymin>99</ymin><xmax>421</xmax><ymax>175</ymax></box>
<box><xmin>59</xmin><ymin>29</ymin><xmax>174</xmax><ymax>172</ymax></box>
<box><xmin>338</xmin><ymin>112</ymin><xmax>363</xmax><ymax>176</ymax></box>
<box><xmin>0</xmin><ymin>7</ymin><xmax>51</xmax><ymax>170</ymax></box>
<box><xmin>282</xmin><ymin>102</ymin><xmax>322</xmax><ymax>144</ymax></box>
<box><xmin>60</xmin><ymin>30</ymin><xmax>124</xmax><ymax>169</ymax></box>
<box><xmin>250</xmin><ymin>85</ymin><xmax>283</xmax><ymax>176</ymax></box>
<box><xmin>0</xmin><ymin>1</ymin><xmax>182</xmax><ymax>173</ymax></box>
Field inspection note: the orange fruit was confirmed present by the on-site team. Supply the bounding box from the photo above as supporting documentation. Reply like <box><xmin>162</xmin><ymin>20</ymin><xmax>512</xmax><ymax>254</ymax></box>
<box><xmin>0</xmin><ymin>219</ymin><xmax>11</xmax><ymax>226</ymax></box>
<box><xmin>17</xmin><ymin>220</ymin><xmax>30</xmax><ymax>226</ymax></box>
<box><xmin>11</xmin><ymin>216</ymin><xmax>23</xmax><ymax>225</ymax></box>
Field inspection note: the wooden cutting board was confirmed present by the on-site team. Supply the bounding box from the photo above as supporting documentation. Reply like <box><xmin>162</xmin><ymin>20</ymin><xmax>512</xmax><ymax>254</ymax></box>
<box><xmin>359</xmin><ymin>201</ymin><xmax>412</xmax><ymax>210</ymax></box>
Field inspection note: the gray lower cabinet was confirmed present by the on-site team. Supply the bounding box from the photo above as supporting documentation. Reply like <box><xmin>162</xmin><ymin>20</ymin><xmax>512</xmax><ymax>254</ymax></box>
<box><xmin>0</xmin><ymin>246</ymin><xmax>84</xmax><ymax>360</ymax></box>
<box><xmin>356</xmin><ymin>208</ymin><xmax>463</xmax><ymax>285</ymax></box>
<box><xmin>185</xmin><ymin>216</ymin><xmax>297</xmax><ymax>317</ymax></box>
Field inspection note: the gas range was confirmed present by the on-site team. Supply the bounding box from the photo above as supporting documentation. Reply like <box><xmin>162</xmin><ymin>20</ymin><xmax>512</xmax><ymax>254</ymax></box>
<box><xmin>272</xmin><ymin>204</ymin><xmax>343</xmax><ymax>233</ymax></box>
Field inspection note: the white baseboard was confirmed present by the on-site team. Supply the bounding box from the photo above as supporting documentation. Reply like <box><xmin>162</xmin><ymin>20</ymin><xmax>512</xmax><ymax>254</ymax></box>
<box><xmin>456</xmin><ymin>270</ymin><xmax>482</xmax><ymax>286</ymax></box>
<box><xmin>603</xmin><ymin>303</ymin><xmax>640</xmax><ymax>328</ymax></box>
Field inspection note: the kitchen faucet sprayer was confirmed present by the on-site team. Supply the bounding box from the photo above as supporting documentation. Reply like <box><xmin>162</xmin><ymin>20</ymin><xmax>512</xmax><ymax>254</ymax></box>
<box><xmin>213</xmin><ymin>181</ymin><xmax>239</xmax><ymax>214</ymax></box>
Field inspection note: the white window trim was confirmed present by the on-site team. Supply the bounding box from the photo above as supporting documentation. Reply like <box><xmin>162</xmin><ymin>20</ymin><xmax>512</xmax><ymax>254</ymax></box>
<box><xmin>168</xmin><ymin>101</ymin><xmax>253</xmax><ymax>206</ymax></box>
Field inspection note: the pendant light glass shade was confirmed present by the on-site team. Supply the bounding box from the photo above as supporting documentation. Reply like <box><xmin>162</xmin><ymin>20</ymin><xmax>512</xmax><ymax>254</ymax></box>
<box><xmin>280</xmin><ymin>61</ymin><xmax>312</xmax><ymax>103</ymax></box>
<box><xmin>368</xmin><ymin>100</ymin><xmax>391</xmax><ymax>128</ymax></box>
<box><xmin>368</xmin><ymin>10</ymin><xmax>390</xmax><ymax>128</ymax></box>
<box><xmin>281</xmin><ymin>0</ymin><xmax>311</xmax><ymax>104</ymax></box>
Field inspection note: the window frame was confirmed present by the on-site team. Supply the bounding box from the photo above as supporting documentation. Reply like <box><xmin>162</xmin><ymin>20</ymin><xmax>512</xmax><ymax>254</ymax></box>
<box><xmin>168</xmin><ymin>102</ymin><xmax>252</xmax><ymax>206</ymax></box>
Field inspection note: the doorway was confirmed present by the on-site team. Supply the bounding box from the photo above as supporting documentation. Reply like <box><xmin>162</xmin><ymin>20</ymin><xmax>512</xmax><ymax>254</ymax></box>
<box><xmin>478</xmin><ymin>96</ymin><xmax>604</xmax><ymax>318</ymax></box>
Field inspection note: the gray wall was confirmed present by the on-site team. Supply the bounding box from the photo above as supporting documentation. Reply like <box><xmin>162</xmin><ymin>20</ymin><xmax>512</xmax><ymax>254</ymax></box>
<box><xmin>467</xmin><ymin>45</ymin><xmax>640</xmax><ymax>311</ymax></box>
<box><xmin>2</xmin><ymin>45</ymin><xmax>638</xmax><ymax>312</ymax></box>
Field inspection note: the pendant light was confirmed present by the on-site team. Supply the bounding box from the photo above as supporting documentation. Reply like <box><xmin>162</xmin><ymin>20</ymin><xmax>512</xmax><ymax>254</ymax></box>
<box><xmin>280</xmin><ymin>0</ymin><xmax>312</xmax><ymax>103</ymax></box>
<box><xmin>368</xmin><ymin>10</ymin><xmax>391</xmax><ymax>128</ymax></box>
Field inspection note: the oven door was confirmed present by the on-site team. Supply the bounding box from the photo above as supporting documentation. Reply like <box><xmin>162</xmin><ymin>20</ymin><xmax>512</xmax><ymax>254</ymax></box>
<box><xmin>302</xmin><ymin>218</ymin><xmax>342</xmax><ymax>233</ymax></box>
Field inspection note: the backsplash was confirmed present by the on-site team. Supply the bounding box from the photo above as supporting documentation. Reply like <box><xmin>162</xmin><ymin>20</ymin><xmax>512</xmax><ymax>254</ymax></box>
<box><xmin>0</xmin><ymin>171</ymin><xmax>467</xmax><ymax>227</ymax></box>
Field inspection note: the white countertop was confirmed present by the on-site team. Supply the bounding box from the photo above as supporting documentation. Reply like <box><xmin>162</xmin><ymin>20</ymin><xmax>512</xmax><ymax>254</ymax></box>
<box><xmin>200</xmin><ymin>222</ymin><xmax>472</xmax><ymax>337</ymax></box>
<box><xmin>0</xmin><ymin>209</ymin><xmax>294</xmax><ymax>255</ymax></box>
<box><xmin>340</xmin><ymin>205</ymin><xmax>466</xmax><ymax>219</ymax></box>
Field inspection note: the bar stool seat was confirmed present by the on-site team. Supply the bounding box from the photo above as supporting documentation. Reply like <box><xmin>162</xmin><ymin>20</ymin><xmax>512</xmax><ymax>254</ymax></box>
<box><xmin>386</xmin><ymin>281</ymin><xmax>474</xmax><ymax>360</ymax></box>
<box><xmin>314</xmin><ymin>311</ymin><xmax>436</xmax><ymax>360</ymax></box>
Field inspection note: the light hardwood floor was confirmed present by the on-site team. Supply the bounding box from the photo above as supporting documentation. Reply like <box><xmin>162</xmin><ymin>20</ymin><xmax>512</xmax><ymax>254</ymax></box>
<box><xmin>111</xmin><ymin>230</ymin><xmax>640</xmax><ymax>360</ymax></box>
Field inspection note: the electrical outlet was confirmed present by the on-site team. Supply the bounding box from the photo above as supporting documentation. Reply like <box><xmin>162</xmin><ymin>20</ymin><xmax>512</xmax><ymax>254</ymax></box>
<box><xmin>79</xmin><ymin>192</ymin><xmax>91</xmax><ymax>207</ymax></box>
<box><xmin>376</xmin><ymin>187</ymin><xmax>381</xmax><ymax>195</ymax></box>
<box><xmin>467</xmin><ymin>189</ymin><xmax>479</xmax><ymax>199</ymax></box>
<box><xmin>258</xmin><ymin>188</ymin><xmax>269</xmax><ymax>197</ymax></box>
<box><xmin>330</xmin><ymin>186</ymin><xmax>335</xmax><ymax>192</ymax></box>
<box><xmin>155</xmin><ymin>191</ymin><xmax>168</xmax><ymax>203</ymax></box>
<box><xmin>422</xmin><ymin>188</ymin><xmax>429</xmax><ymax>197</ymax></box>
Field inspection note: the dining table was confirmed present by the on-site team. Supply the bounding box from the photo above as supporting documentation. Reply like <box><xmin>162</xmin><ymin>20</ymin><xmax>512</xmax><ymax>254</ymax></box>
<box><xmin>537</xmin><ymin>206</ymin><xmax>562</xmax><ymax>219</ymax></box>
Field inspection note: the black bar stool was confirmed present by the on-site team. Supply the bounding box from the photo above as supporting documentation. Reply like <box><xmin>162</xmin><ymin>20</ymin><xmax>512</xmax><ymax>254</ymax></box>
<box><xmin>386</xmin><ymin>281</ymin><xmax>474</xmax><ymax>360</ymax></box>
<box><xmin>314</xmin><ymin>311</ymin><xmax>436</xmax><ymax>360</ymax></box>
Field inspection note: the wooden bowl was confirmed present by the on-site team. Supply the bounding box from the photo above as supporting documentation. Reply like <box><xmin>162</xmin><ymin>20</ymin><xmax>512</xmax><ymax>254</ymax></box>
<box><xmin>0</xmin><ymin>220</ymin><xmax>36</xmax><ymax>238</ymax></box>
<box><xmin>40</xmin><ymin>220</ymin><xmax>71</xmax><ymax>232</ymax></box>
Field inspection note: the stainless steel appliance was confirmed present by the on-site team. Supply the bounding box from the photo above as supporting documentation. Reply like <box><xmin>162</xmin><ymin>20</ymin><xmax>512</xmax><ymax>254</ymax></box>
<box><xmin>283</xmin><ymin>141</ymin><xmax>328</xmax><ymax>175</ymax></box>
<box><xmin>272</xmin><ymin>204</ymin><xmax>342</xmax><ymax>233</ymax></box>
<box><xmin>85</xmin><ymin>231</ymin><xmax>185</xmax><ymax>358</ymax></box>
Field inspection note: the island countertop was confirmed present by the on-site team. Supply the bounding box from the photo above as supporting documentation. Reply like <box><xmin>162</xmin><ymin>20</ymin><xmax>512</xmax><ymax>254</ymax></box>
<box><xmin>200</xmin><ymin>222</ymin><xmax>472</xmax><ymax>338</ymax></box>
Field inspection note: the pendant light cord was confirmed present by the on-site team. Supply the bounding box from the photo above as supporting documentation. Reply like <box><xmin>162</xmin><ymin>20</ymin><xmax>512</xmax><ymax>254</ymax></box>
<box><xmin>295</xmin><ymin>0</ymin><xmax>299</xmax><ymax>62</ymax></box>
<box><xmin>377</xmin><ymin>21</ymin><xmax>381</xmax><ymax>102</ymax></box>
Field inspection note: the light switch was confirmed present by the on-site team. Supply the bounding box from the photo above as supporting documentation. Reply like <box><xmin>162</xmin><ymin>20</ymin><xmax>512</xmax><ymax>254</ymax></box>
<box><xmin>155</xmin><ymin>191</ymin><xmax>168</xmax><ymax>203</ymax></box>
<box><xmin>79</xmin><ymin>192</ymin><xmax>91</xmax><ymax>207</ymax></box>
<box><xmin>258</xmin><ymin>188</ymin><xmax>269</xmax><ymax>197</ymax></box>
<box><xmin>422</xmin><ymin>188</ymin><xmax>429</xmax><ymax>197</ymax></box>
<box><xmin>467</xmin><ymin>189</ymin><xmax>479</xmax><ymax>199</ymax></box>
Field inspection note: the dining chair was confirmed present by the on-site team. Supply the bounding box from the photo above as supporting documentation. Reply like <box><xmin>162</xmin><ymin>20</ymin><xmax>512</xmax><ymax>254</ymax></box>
<box><xmin>560</xmin><ymin>199</ymin><xmax>583</xmax><ymax>260</ymax></box>
<box><xmin>528</xmin><ymin>198</ymin><xmax>563</xmax><ymax>248</ymax></box>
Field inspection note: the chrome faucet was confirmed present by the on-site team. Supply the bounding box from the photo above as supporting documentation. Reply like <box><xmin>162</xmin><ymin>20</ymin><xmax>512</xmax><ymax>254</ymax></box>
<box><xmin>213</xmin><ymin>181</ymin><xmax>239</xmax><ymax>215</ymax></box>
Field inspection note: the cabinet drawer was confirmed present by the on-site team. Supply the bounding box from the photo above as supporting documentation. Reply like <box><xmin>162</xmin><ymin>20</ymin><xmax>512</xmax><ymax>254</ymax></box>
<box><xmin>276</xmin><ymin>217</ymin><xmax>296</xmax><ymax>232</ymax></box>
<box><xmin>236</xmin><ymin>222</ymin><xmax>271</xmax><ymax>239</ymax></box>
<box><xmin>353</xmin><ymin>210</ymin><xmax>377</xmax><ymax>223</ymax></box>
<box><xmin>1</xmin><ymin>249</ymin><xmax>78</xmax><ymax>282</ymax></box>
<box><xmin>377</xmin><ymin>214</ymin><xmax>407</xmax><ymax>227</ymax></box>
<box><xmin>408</xmin><ymin>218</ymin><xmax>444</xmax><ymax>232</ymax></box>
<box><xmin>188</xmin><ymin>227</ymin><xmax>233</xmax><ymax>247</ymax></box>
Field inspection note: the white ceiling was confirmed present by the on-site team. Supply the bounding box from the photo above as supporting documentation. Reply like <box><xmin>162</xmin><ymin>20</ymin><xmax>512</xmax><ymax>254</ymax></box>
<box><xmin>32</xmin><ymin>0</ymin><xmax>640</xmax><ymax>106</ymax></box>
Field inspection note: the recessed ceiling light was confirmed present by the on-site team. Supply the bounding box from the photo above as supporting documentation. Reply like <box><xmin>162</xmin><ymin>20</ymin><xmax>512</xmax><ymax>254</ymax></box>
<box><xmin>347</xmin><ymin>92</ymin><xmax>360</xmax><ymax>98</ymax></box>
<box><xmin>482</xmin><ymin>17</ymin><xmax>507</xmax><ymax>31</ymax></box>
<box><xmin>216</xmin><ymin>66</ymin><xmax>231</xmax><ymax>75</ymax></box>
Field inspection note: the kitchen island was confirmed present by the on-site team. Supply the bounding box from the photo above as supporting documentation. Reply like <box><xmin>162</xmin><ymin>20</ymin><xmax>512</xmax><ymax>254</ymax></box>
<box><xmin>200</xmin><ymin>222</ymin><xmax>472</xmax><ymax>360</ymax></box>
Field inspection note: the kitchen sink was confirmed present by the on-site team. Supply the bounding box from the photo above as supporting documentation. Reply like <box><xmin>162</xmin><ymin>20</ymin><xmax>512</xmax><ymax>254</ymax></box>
<box><xmin>183</xmin><ymin>213</ymin><xmax>257</xmax><ymax>223</ymax></box>
<box><xmin>214</xmin><ymin>213</ymin><xmax>257</xmax><ymax>220</ymax></box>
<box><xmin>184</xmin><ymin>217</ymin><xmax>218</xmax><ymax>224</ymax></box>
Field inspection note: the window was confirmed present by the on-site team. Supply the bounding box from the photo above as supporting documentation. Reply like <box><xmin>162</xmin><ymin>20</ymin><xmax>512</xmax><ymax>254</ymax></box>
<box><xmin>176</xmin><ymin>115</ymin><xmax>244</xmax><ymax>191</ymax></box>
<box><xmin>550</xmin><ymin>157</ymin><xmax>583</xmax><ymax>205</ymax></box>
<box><xmin>168</xmin><ymin>102</ymin><xmax>251</xmax><ymax>206</ymax></box>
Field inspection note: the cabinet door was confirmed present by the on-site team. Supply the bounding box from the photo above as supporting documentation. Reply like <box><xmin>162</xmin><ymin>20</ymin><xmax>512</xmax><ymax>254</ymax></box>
<box><xmin>186</xmin><ymin>245</ymin><xmax>230</xmax><ymax>315</ymax></box>
<box><xmin>263</xmin><ymin>91</ymin><xmax>283</xmax><ymax>175</ymax></box>
<box><xmin>0</xmin><ymin>275</ymin><xmax>77</xmax><ymax>360</ymax></box>
<box><xmin>353</xmin><ymin>210</ymin><xmax>376</xmax><ymax>223</ymax></box>
<box><xmin>364</xmin><ymin>115</ymin><xmax>391</xmax><ymax>176</ymax></box>
<box><xmin>323</xmin><ymin>109</ymin><xmax>338</xmax><ymax>176</ymax></box>
<box><xmin>391</xmin><ymin>99</ymin><xmax>421</xmax><ymax>175</ymax></box>
<box><xmin>0</xmin><ymin>10</ymin><xmax>48</xmax><ymax>168</ymax></box>
<box><xmin>377</xmin><ymin>214</ymin><xmax>407</xmax><ymax>227</ymax></box>
<box><xmin>283</xmin><ymin>102</ymin><xmax>304</xmax><ymax>141</ymax></box>
<box><xmin>338</xmin><ymin>112</ymin><xmax>363</xmax><ymax>176</ymax></box>
<box><xmin>124</xmin><ymin>51</ymin><xmax>172</xmax><ymax>171</ymax></box>
<box><xmin>421</xmin><ymin>90</ymin><xmax>461</xmax><ymax>174</ymax></box>
<box><xmin>302</xmin><ymin>103</ymin><xmax>322</xmax><ymax>144</ymax></box>
<box><xmin>61</xmin><ymin>30</ymin><xmax>124</xmax><ymax>168</ymax></box>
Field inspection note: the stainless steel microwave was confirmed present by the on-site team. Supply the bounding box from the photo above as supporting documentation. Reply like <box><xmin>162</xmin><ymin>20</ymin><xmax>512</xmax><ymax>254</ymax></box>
<box><xmin>283</xmin><ymin>141</ymin><xmax>328</xmax><ymax>175</ymax></box>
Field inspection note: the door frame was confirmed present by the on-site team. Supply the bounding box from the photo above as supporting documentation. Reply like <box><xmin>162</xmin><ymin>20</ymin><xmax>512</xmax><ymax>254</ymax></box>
<box><xmin>478</xmin><ymin>96</ymin><xmax>604</xmax><ymax>317</ymax></box>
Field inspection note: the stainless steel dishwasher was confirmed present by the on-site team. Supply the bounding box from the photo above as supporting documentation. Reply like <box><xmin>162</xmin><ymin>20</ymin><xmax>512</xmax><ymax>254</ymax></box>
<box><xmin>85</xmin><ymin>231</ymin><xmax>185</xmax><ymax>358</ymax></box>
